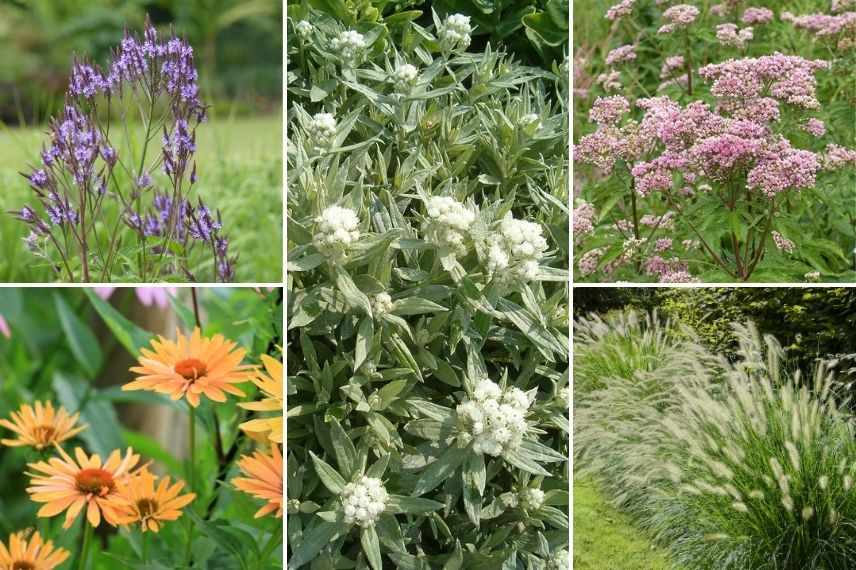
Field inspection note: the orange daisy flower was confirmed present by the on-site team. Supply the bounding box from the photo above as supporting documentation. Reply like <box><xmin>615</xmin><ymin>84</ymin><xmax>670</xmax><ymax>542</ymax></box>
<box><xmin>112</xmin><ymin>470</ymin><xmax>196</xmax><ymax>532</ymax></box>
<box><xmin>124</xmin><ymin>327</ymin><xmax>255</xmax><ymax>407</ymax></box>
<box><xmin>0</xmin><ymin>401</ymin><xmax>87</xmax><ymax>450</ymax></box>
<box><xmin>238</xmin><ymin>354</ymin><xmax>283</xmax><ymax>444</ymax></box>
<box><xmin>27</xmin><ymin>446</ymin><xmax>142</xmax><ymax>529</ymax></box>
<box><xmin>233</xmin><ymin>444</ymin><xmax>283</xmax><ymax>519</ymax></box>
<box><xmin>0</xmin><ymin>530</ymin><xmax>69</xmax><ymax>570</ymax></box>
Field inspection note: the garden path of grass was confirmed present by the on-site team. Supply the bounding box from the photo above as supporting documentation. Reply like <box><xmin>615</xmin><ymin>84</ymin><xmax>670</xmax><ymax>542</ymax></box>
<box><xmin>574</xmin><ymin>477</ymin><xmax>674</xmax><ymax>570</ymax></box>
<box><xmin>0</xmin><ymin>115</ymin><xmax>282</xmax><ymax>282</ymax></box>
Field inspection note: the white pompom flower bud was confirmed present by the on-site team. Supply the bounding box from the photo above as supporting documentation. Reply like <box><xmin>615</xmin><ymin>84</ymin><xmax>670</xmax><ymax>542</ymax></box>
<box><xmin>307</xmin><ymin>112</ymin><xmax>337</xmax><ymax>148</ymax></box>
<box><xmin>520</xmin><ymin>488</ymin><xmax>545</xmax><ymax>511</ymax></box>
<box><xmin>485</xmin><ymin>213</ymin><xmax>548</xmax><ymax>283</ymax></box>
<box><xmin>392</xmin><ymin>63</ymin><xmax>419</xmax><ymax>90</ymax></box>
<box><xmin>331</xmin><ymin>30</ymin><xmax>367</xmax><ymax>65</ymax></box>
<box><xmin>372</xmin><ymin>292</ymin><xmax>394</xmax><ymax>315</ymax></box>
<box><xmin>547</xmin><ymin>549</ymin><xmax>570</xmax><ymax>570</ymax></box>
<box><xmin>456</xmin><ymin>379</ymin><xmax>534</xmax><ymax>458</ymax></box>
<box><xmin>520</xmin><ymin>113</ymin><xmax>542</xmax><ymax>133</ymax></box>
<box><xmin>439</xmin><ymin>13</ymin><xmax>472</xmax><ymax>50</ymax></box>
<box><xmin>341</xmin><ymin>476</ymin><xmax>388</xmax><ymax>527</ymax></box>
<box><xmin>295</xmin><ymin>20</ymin><xmax>313</xmax><ymax>38</ymax></box>
<box><xmin>313</xmin><ymin>205</ymin><xmax>360</xmax><ymax>260</ymax></box>
<box><xmin>423</xmin><ymin>196</ymin><xmax>476</xmax><ymax>256</ymax></box>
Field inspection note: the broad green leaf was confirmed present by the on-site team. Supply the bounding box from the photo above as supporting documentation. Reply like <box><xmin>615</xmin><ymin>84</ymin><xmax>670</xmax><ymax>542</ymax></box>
<box><xmin>309</xmin><ymin>451</ymin><xmax>347</xmax><ymax>494</ymax></box>
<box><xmin>287</xmin><ymin>521</ymin><xmax>344</xmax><ymax>569</ymax></box>
<box><xmin>354</xmin><ymin>316</ymin><xmax>373</xmax><ymax>372</ymax></box>
<box><xmin>187</xmin><ymin>511</ymin><xmax>259</xmax><ymax>570</ymax></box>
<box><xmin>391</xmin><ymin>297</ymin><xmax>449</xmax><ymax>316</ymax></box>
<box><xmin>361</xmin><ymin>525</ymin><xmax>383</xmax><ymax>570</ymax></box>
<box><xmin>54</xmin><ymin>293</ymin><xmax>102</xmax><ymax>377</ymax></box>
<box><xmin>84</xmin><ymin>289</ymin><xmax>154</xmax><ymax>357</ymax></box>
<box><xmin>386</xmin><ymin>495</ymin><xmax>444</xmax><ymax>515</ymax></box>
<box><xmin>405</xmin><ymin>418</ymin><xmax>454</xmax><ymax>441</ymax></box>
<box><xmin>412</xmin><ymin>447</ymin><xmax>468</xmax><ymax>496</ymax></box>
<box><xmin>53</xmin><ymin>372</ymin><xmax>123</xmax><ymax>458</ymax></box>
<box><xmin>333</xmin><ymin>265</ymin><xmax>373</xmax><ymax>317</ymax></box>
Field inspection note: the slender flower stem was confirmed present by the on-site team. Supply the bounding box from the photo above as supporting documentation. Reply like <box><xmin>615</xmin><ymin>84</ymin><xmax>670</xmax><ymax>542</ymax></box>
<box><xmin>259</xmin><ymin>524</ymin><xmax>283</xmax><ymax>566</ymax></box>
<box><xmin>77</xmin><ymin>523</ymin><xmax>93</xmax><ymax>570</ymax></box>
<box><xmin>184</xmin><ymin>403</ymin><xmax>197</xmax><ymax>567</ymax></box>
<box><xmin>141</xmin><ymin>530</ymin><xmax>149</xmax><ymax>564</ymax></box>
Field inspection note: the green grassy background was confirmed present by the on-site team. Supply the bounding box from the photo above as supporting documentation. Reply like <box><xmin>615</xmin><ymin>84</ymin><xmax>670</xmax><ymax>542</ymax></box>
<box><xmin>0</xmin><ymin>115</ymin><xmax>283</xmax><ymax>283</ymax></box>
<box><xmin>574</xmin><ymin>477</ymin><xmax>674</xmax><ymax>570</ymax></box>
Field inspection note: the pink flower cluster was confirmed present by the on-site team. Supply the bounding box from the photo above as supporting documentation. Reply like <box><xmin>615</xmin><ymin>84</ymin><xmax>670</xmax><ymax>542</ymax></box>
<box><xmin>605</xmin><ymin>45</ymin><xmax>637</xmax><ymax>65</ymax></box>
<box><xmin>716</xmin><ymin>23</ymin><xmax>754</xmax><ymax>48</ymax></box>
<box><xmin>589</xmin><ymin>95</ymin><xmax>631</xmax><ymax>125</ymax></box>
<box><xmin>823</xmin><ymin>144</ymin><xmax>856</xmax><ymax>169</ymax></box>
<box><xmin>643</xmin><ymin>255</ymin><xmax>697</xmax><ymax>282</ymax></box>
<box><xmin>699</xmin><ymin>53</ymin><xmax>829</xmax><ymax>109</ymax></box>
<box><xmin>771</xmin><ymin>231</ymin><xmax>795</xmax><ymax>253</ymax></box>
<box><xmin>573</xmin><ymin>202</ymin><xmax>597</xmax><ymax>239</ymax></box>
<box><xmin>578</xmin><ymin>248</ymin><xmax>605</xmax><ymax>276</ymax></box>
<box><xmin>742</xmin><ymin>7</ymin><xmax>774</xmax><ymax>25</ymax></box>
<box><xmin>660</xmin><ymin>56</ymin><xmax>685</xmax><ymax>79</ymax></box>
<box><xmin>802</xmin><ymin>118</ymin><xmax>826</xmax><ymax>137</ymax></box>
<box><xmin>782</xmin><ymin>11</ymin><xmax>856</xmax><ymax>39</ymax></box>
<box><xmin>659</xmin><ymin>4</ymin><xmax>701</xmax><ymax>34</ymax></box>
<box><xmin>606</xmin><ymin>0</ymin><xmax>635</xmax><ymax>21</ymax></box>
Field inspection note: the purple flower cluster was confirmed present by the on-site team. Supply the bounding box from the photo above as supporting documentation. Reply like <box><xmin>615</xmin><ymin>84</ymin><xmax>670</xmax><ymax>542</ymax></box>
<box><xmin>573</xmin><ymin>202</ymin><xmax>596</xmax><ymax>240</ymax></box>
<box><xmin>742</xmin><ymin>7</ymin><xmax>774</xmax><ymax>25</ymax></box>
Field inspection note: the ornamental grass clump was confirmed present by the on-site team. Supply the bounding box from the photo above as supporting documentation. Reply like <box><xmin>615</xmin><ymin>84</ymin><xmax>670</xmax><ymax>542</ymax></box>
<box><xmin>14</xmin><ymin>18</ymin><xmax>236</xmax><ymax>282</ymax></box>
<box><xmin>575</xmin><ymin>1</ymin><xmax>856</xmax><ymax>282</ymax></box>
<box><xmin>575</xmin><ymin>311</ymin><xmax>856</xmax><ymax>569</ymax></box>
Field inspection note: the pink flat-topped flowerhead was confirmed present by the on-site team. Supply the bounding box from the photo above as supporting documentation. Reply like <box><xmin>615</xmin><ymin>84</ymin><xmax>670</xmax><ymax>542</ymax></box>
<box><xmin>747</xmin><ymin>145</ymin><xmax>820</xmax><ymax>197</ymax></box>
<box><xmin>589</xmin><ymin>95</ymin><xmax>631</xmax><ymax>126</ymax></box>
<box><xmin>742</xmin><ymin>7</ymin><xmax>774</xmax><ymax>25</ymax></box>
<box><xmin>802</xmin><ymin>118</ymin><xmax>826</xmax><ymax>137</ymax></box>
<box><xmin>606</xmin><ymin>0</ymin><xmax>635</xmax><ymax>21</ymax></box>
<box><xmin>605</xmin><ymin>44</ymin><xmax>637</xmax><ymax>66</ymax></box>
<box><xmin>659</xmin><ymin>4</ymin><xmax>700</xmax><ymax>34</ymax></box>
<box><xmin>0</xmin><ymin>315</ymin><xmax>9</xmax><ymax>339</ymax></box>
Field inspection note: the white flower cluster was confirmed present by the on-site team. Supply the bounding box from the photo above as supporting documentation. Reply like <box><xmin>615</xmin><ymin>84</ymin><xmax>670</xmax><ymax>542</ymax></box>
<box><xmin>331</xmin><ymin>30</ymin><xmax>366</xmax><ymax>64</ymax></box>
<box><xmin>487</xmin><ymin>214</ymin><xmax>548</xmax><ymax>281</ymax></box>
<box><xmin>557</xmin><ymin>386</ymin><xmax>570</xmax><ymax>409</ymax></box>
<box><xmin>392</xmin><ymin>63</ymin><xmax>419</xmax><ymax>89</ymax></box>
<box><xmin>456</xmin><ymin>380</ymin><xmax>532</xmax><ymax>457</ymax></box>
<box><xmin>520</xmin><ymin>113</ymin><xmax>542</xmax><ymax>133</ymax></box>
<box><xmin>439</xmin><ymin>13</ymin><xmax>472</xmax><ymax>50</ymax></box>
<box><xmin>307</xmin><ymin>112</ymin><xmax>337</xmax><ymax>147</ymax></box>
<box><xmin>313</xmin><ymin>205</ymin><xmax>360</xmax><ymax>259</ymax></box>
<box><xmin>372</xmin><ymin>292</ymin><xmax>394</xmax><ymax>315</ymax></box>
<box><xmin>295</xmin><ymin>20</ymin><xmax>313</xmax><ymax>38</ymax></box>
<box><xmin>519</xmin><ymin>487</ymin><xmax>545</xmax><ymax>510</ymax></box>
<box><xmin>423</xmin><ymin>196</ymin><xmax>476</xmax><ymax>256</ymax></box>
<box><xmin>341</xmin><ymin>476</ymin><xmax>388</xmax><ymax>527</ymax></box>
<box><xmin>546</xmin><ymin>549</ymin><xmax>570</xmax><ymax>570</ymax></box>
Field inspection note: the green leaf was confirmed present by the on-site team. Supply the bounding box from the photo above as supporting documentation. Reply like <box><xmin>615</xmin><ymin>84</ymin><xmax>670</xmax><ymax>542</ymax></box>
<box><xmin>354</xmin><ymin>316</ymin><xmax>373</xmax><ymax>372</ymax></box>
<box><xmin>391</xmin><ymin>297</ymin><xmax>449</xmax><ymax>316</ymax></box>
<box><xmin>333</xmin><ymin>265</ymin><xmax>373</xmax><ymax>317</ymax></box>
<box><xmin>361</xmin><ymin>525</ymin><xmax>383</xmax><ymax>570</ymax></box>
<box><xmin>288</xmin><ymin>253</ymin><xmax>326</xmax><ymax>272</ymax></box>
<box><xmin>412</xmin><ymin>447</ymin><xmax>468</xmax><ymax>496</ymax></box>
<box><xmin>122</xmin><ymin>430</ymin><xmax>182</xmax><ymax>475</ymax></box>
<box><xmin>502</xmin><ymin>447</ymin><xmax>551</xmax><ymax>476</ymax></box>
<box><xmin>53</xmin><ymin>293</ymin><xmax>103</xmax><ymax>377</ymax></box>
<box><xmin>310</xmin><ymin>451</ymin><xmax>347</xmax><ymax>494</ymax></box>
<box><xmin>405</xmin><ymin>418</ymin><xmax>454</xmax><ymax>441</ymax></box>
<box><xmin>442</xmin><ymin>541</ymin><xmax>464</xmax><ymax>570</ymax></box>
<box><xmin>53</xmin><ymin>372</ymin><xmax>123</xmax><ymax>457</ymax></box>
<box><xmin>187</xmin><ymin>511</ymin><xmax>259</xmax><ymax>570</ymax></box>
<box><xmin>328</xmin><ymin>417</ymin><xmax>358</xmax><ymax>477</ymax></box>
<box><xmin>288</xmin><ymin>521</ymin><xmax>348</xmax><ymax>570</ymax></box>
<box><xmin>386</xmin><ymin>494</ymin><xmax>444</xmax><ymax>514</ymax></box>
<box><xmin>84</xmin><ymin>289</ymin><xmax>153</xmax><ymax>357</ymax></box>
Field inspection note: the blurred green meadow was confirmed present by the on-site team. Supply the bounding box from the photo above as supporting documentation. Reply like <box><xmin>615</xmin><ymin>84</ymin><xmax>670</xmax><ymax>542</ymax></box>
<box><xmin>0</xmin><ymin>116</ymin><xmax>283</xmax><ymax>282</ymax></box>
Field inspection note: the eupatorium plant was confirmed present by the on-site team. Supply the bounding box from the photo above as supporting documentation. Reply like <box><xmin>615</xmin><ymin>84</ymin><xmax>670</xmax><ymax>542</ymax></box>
<box><xmin>574</xmin><ymin>1</ymin><xmax>856</xmax><ymax>282</ymax></box>
<box><xmin>14</xmin><ymin>19</ymin><xmax>236</xmax><ymax>282</ymax></box>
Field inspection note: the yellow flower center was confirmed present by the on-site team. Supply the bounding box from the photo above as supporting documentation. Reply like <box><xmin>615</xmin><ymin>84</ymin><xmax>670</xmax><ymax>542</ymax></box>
<box><xmin>75</xmin><ymin>468</ymin><xmax>116</xmax><ymax>495</ymax></box>
<box><xmin>32</xmin><ymin>424</ymin><xmax>57</xmax><ymax>444</ymax></box>
<box><xmin>137</xmin><ymin>498</ymin><xmax>159</xmax><ymax>517</ymax></box>
<box><xmin>13</xmin><ymin>562</ymin><xmax>35</xmax><ymax>570</ymax></box>
<box><xmin>174</xmin><ymin>358</ymin><xmax>208</xmax><ymax>380</ymax></box>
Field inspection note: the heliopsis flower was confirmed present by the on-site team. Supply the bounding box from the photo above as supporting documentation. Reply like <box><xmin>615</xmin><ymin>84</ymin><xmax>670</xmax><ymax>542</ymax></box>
<box><xmin>27</xmin><ymin>446</ymin><xmax>142</xmax><ymax>528</ymax></box>
<box><xmin>124</xmin><ymin>327</ymin><xmax>254</xmax><ymax>407</ymax></box>
<box><xmin>0</xmin><ymin>401</ymin><xmax>87</xmax><ymax>450</ymax></box>
<box><xmin>238</xmin><ymin>354</ymin><xmax>283</xmax><ymax>443</ymax></box>
<box><xmin>0</xmin><ymin>530</ymin><xmax>69</xmax><ymax>570</ymax></box>
<box><xmin>113</xmin><ymin>470</ymin><xmax>195</xmax><ymax>532</ymax></box>
<box><xmin>233</xmin><ymin>445</ymin><xmax>283</xmax><ymax>519</ymax></box>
